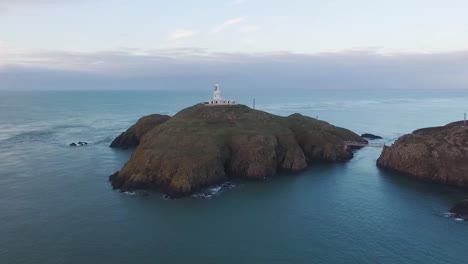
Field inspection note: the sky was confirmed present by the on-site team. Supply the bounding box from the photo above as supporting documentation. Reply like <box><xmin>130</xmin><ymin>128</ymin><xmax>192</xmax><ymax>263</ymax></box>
<box><xmin>1</xmin><ymin>0</ymin><xmax>468</xmax><ymax>90</ymax></box>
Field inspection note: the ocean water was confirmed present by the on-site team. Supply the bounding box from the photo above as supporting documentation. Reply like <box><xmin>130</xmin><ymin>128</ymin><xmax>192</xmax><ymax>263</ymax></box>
<box><xmin>0</xmin><ymin>89</ymin><xmax>468</xmax><ymax>264</ymax></box>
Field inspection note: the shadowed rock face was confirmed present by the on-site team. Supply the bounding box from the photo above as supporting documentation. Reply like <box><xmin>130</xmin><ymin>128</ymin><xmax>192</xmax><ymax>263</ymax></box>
<box><xmin>287</xmin><ymin>114</ymin><xmax>363</xmax><ymax>162</ymax></box>
<box><xmin>110</xmin><ymin>104</ymin><xmax>364</xmax><ymax>197</ymax></box>
<box><xmin>110</xmin><ymin>114</ymin><xmax>171</xmax><ymax>149</ymax></box>
<box><xmin>450</xmin><ymin>199</ymin><xmax>468</xmax><ymax>220</ymax></box>
<box><xmin>377</xmin><ymin>121</ymin><xmax>468</xmax><ymax>187</ymax></box>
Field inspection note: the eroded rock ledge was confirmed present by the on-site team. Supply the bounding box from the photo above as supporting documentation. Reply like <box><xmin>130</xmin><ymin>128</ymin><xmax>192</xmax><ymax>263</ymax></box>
<box><xmin>377</xmin><ymin>121</ymin><xmax>468</xmax><ymax>187</ymax></box>
<box><xmin>110</xmin><ymin>104</ymin><xmax>364</xmax><ymax>197</ymax></box>
<box><xmin>110</xmin><ymin>114</ymin><xmax>171</xmax><ymax>149</ymax></box>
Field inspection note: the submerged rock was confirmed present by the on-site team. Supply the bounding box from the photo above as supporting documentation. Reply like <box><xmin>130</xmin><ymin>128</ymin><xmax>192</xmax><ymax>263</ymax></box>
<box><xmin>449</xmin><ymin>199</ymin><xmax>468</xmax><ymax>221</ymax></box>
<box><xmin>70</xmin><ymin>141</ymin><xmax>88</xmax><ymax>147</ymax></box>
<box><xmin>110</xmin><ymin>114</ymin><xmax>171</xmax><ymax>149</ymax></box>
<box><xmin>377</xmin><ymin>121</ymin><xmax>468</xmax><ymax>187</ymax></box>
<box><xmin>109</xmin><ymin>104</ymin><xmax>364</xmax><ymax>197</ymax></box>
<box><xmin>361</xmin><ymin>133</ymin><xmax>383</xmax><ymax>140</ymax></box>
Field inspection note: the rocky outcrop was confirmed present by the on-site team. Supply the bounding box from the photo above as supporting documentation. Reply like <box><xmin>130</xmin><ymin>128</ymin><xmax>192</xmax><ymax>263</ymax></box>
<box><xmin>287</xmin><ymin>114</ymin><xmax>363</xmax><ymax>162</ymax></box>
<box><xmin>449</xmin><ymin>199</ymin><xmax>468</xmax><ymax>220</ymax></box>
<box><xmin>377</xmin><ymin>121</ymin><xmax>468</xmax><ymax>187</ymax></box>
<box><xmin>70</xmin><ymin>141</ymin><xmax>88</xmax><ymax>147</ymax></box>
<box><xmin>361</xmin><ymin>133</ymin><xmax>382</xmax><ymax>140</ymax></box>
<box><xmin>110</xmin><ymin>114</ymin><xmax>171</xmax><ymax>149</ymax></box>
<box><xmin>110</xmin><ymin>104</ymin><xmax>364</xmax><ymax>197</ymax></box>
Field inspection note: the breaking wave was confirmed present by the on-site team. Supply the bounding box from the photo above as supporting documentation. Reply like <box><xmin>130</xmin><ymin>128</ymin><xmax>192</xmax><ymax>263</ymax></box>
<box><xmin>191</xmin><ymin>182</ymin><xmax>236</xmax><ymax>199</ymax></box>
<box><xmin>122</xmin><ymin>190</ymin><xmax>150</xmax><ymax>197</ymax></box>
<box><xmin>443</xmin><ymin>212</ymin><xmax>467</xmax><ymax>222</ymax></box>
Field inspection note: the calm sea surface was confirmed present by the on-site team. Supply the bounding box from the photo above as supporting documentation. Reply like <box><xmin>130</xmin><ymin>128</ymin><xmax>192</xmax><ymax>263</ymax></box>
<box><xmin>1</xmin><ymin>89</ymin><xmax>468</xmax><ymax>264</ymax></box>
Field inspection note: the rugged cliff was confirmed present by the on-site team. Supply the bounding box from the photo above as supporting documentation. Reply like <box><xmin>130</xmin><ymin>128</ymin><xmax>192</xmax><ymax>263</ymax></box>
<box><xmin>110</xmin><ymin>104</ymin><xmax>364</xmax><ymax>197</ymax></box>
<box><xmin>110</xmin><ymin>114</ymin><xmax>171</xmax><ymax>149</ymax></box>
<box><xmin>377</xmin><ymin>121</ymin><xmax>468</xmax><ymax>187</ymax></box>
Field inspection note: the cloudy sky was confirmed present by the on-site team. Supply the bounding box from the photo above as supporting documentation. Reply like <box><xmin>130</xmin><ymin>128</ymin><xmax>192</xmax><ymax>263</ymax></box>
<box><xmin>1</xmin><ymin>0</ymin><xmax>468</xmax><ymax>90</ymax></box>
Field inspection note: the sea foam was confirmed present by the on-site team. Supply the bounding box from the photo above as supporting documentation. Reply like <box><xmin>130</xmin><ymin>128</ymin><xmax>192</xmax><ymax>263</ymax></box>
<box><xmin>191</xmin><ymin>182</ymin><xmax>236</xmax><ymax>199</ymax></box>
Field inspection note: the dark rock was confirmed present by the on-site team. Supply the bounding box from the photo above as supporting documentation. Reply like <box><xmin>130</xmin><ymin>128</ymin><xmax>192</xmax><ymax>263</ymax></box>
<box><xmin>361</xmin><ymin>133</ymin><xmax>383</xmax><ymax>140</ymax></box>
<box><xmin>70</xmin><ymin>141</ymin><xmax>88</xmax><ymax>147</ymax></box>
<box><xmin>377</xmin><ymin>121</ymin><xmax>468</xmax><ymax>187</ymax></box>
<box><xmin>109</xmin><ymin>171</ymin><xmax>123</xmax><ymax>187</ymax></box>
<box><xmin>449</xmin><ymin>199</ymin><xmax>468</xmax><ymax>220</ymax></box>
<box><xmin>110</xmin><ymin>114</ymin><xmax>171</xmax><ymax>149</ymax></box>
<box><xmin>110</xmin><ymin>104</ymin><xmax>364</xmax><ymax>197</ymax></box>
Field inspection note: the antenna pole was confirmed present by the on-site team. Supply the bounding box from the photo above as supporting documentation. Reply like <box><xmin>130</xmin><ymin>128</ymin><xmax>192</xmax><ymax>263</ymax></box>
<box><xmin>253</xmin><ymin>98</ymin><xmax>256</xmax><ymax>110</ymax></box>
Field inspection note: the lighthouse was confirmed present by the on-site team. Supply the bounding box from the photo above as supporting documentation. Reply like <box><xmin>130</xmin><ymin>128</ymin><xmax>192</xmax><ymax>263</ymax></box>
<box><xmin>212</xmin><ymin>83</ymin><xmax>222</xmax><ymax>101</ymax></box>
<box><xmin>205</xmin><ymin>83</ymin><xmax>238</xmax><ymax>106</ymax></box>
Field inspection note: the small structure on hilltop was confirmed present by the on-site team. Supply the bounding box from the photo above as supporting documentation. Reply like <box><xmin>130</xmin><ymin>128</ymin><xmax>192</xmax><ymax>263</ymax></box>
<box><xmin>204</xmin><ymin>83</ymin><xmax>238</xmax><ymax>106</ymax></box>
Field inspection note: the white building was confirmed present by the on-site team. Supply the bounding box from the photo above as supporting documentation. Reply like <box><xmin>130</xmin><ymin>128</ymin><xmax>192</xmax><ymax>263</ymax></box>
<box><xmin>205</xmin><ymin>83</ymin><xmax>238</xmax><ymax>106</ymax></box>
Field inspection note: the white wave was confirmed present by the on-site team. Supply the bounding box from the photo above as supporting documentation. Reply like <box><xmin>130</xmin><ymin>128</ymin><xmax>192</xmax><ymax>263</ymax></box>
<box><xmin>444</xmin><ymin>212</ymin><xmax>455</xmax><ymax>218</ymax></box>
<box><xmin>192</xmin><ymin>182</ymin><xmax>236</xmax><ymax>199</ymax></box>
<box><xmin>209</xmin><ymin>186</ymin><xmax>222</xmax><ymax>193</ymax></box>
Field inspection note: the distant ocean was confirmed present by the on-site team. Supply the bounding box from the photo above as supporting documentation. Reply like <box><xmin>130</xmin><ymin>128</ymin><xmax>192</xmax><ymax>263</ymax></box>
<box><xmin>1</xmin><ymin>89</ymin><xmax>468</xmax><ymax>264</ymax></box>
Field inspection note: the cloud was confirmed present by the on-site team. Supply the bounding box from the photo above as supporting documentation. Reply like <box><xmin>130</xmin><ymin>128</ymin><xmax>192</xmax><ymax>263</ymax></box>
<box><xmin>0</xmin><ymin>40</ymin><xmax>31</xmax><ymax>63</ymax></box>
<box><xmin>0</xmin><ymin>0</ymin><xmax>76</xmax><ymax>8</ymax></box>
<box><xmin>1</xmin><ymin>48</ymin><xmax>468</xmax><ymax>90</ymax></box>
<box><xmin>0</xmin><ymin>0</ymin><xmax>88</xmax><ymax>13</ymax></box>
<box><xmin>213</xmin><ymin>17</ymin><xmax>245</xmax><ymax>33</ymax></box>
<box><xmin>229</xmin><ymin>0</ymin><xmax>246</xmax><ymax>5</ymax></box>
<box><xmin>240</xmin><ymin>25</ymin><xmax>261</xmax><ymax>32</ymax></box>
<box><xmin>168</xmin><ymin>29</ymin><xmax>197</xmax><ymax>40</ymax></box>
<box><xmin>0</xmin><ymin>0</ymin><xmax>47</xmax><ymax>5</ymax></box>
<box><xmin>0</xmin><ymin>0</ymin><xmax>83</xmax><ymax>5</ymax></box>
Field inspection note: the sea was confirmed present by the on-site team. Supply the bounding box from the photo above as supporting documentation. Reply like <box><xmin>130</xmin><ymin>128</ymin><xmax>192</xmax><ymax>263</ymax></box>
<box><xmin>0</xmin><ymin>89</ymin><xmax>467</xmax><ymax>264</ymax></box>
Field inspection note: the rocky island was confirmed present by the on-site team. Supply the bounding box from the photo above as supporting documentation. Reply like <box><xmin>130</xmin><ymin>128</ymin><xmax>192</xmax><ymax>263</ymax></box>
<box><xmin>361</xmin><ymin>133</ymin><xmax>382</xmax><ymax>140</ymax></box>
<box><xmin>110</xmin><ymin>104</ymin><xmax>365</xmax><ymax>197</ymax></box>
<box><xmin>377</xmin><ymin>121</ymin><xmax>468</xmax><ymax>187</ymax></box>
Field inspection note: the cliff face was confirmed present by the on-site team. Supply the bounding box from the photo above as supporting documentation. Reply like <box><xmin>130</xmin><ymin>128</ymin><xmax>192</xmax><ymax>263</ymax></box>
<box><xmin>377</xmin><ymin>122</ymin><xmax>468</xmax><ymax>187</ymax></box>
<box><xmin>286</xmin><ymin>114</ymin><xmax>363</xmax><ymax>162</ymax></box>
<box><xmin>110</xmin><ymin>114</ymin><xmax>171</xmax><ymax>149</ymax></box>
<box><xmin>110</xmin><ymin>104</ymin><xmax>364</xmax><ymax>197</ymax></box>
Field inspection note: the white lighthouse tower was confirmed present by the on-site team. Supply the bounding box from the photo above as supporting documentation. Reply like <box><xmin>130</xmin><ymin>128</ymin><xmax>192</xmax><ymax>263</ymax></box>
<box><xmin>212</xmin><ymin>83</ymin><xmax>222</xmax><ymax>101</ymax></box>
<box><xmin>205</xmin><ymin>83</ymin><xmax>238</xmax><ymax>106</ymax></box>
